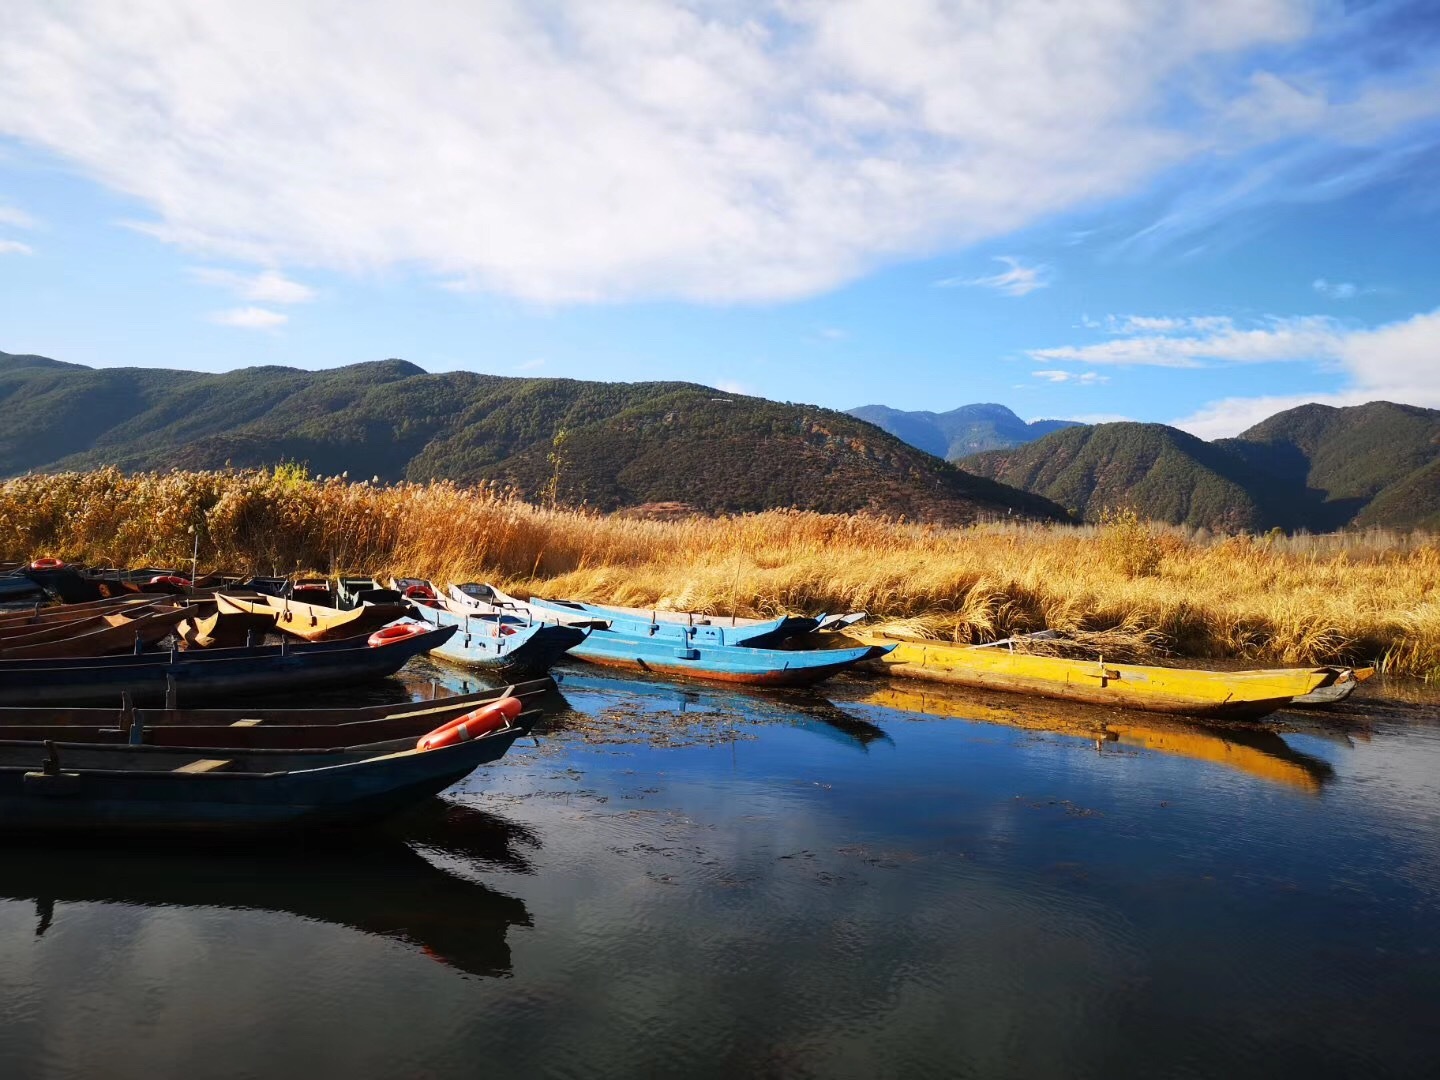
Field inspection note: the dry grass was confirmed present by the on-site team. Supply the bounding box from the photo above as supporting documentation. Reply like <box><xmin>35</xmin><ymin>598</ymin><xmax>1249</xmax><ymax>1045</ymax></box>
<box><xmin>3</xmin><ymin>466</ymin><xmax>1438</xmax><ymax>679</ymax></box>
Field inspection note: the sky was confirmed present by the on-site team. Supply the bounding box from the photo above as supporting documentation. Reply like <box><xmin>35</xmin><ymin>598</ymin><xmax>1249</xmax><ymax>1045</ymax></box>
<box><xmin>1</xmin><ymin>0</ymin><xmax>1439</xmax><ymax>439</ymax></box>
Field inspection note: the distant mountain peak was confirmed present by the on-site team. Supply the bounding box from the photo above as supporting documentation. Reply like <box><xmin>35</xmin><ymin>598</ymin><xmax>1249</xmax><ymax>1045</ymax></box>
<box><xmin>848</xmin><ymin>402</ymin><xmax>1082</xmax><ymax>460</ymax></box>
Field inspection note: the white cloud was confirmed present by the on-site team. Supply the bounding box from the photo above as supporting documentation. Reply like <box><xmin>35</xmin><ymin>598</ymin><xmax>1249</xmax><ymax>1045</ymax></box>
<box><xmin>0</xmin><ymin>239</ymin><xmax>33</xmax><ymax>255</ymax></box>
<box><xmin>1029</xmin><ymin>314</ymin><xmax>1345</xmax><ymax>368</ymax></box>
<box><xmin>515</xmin><ymin>358</ymin><xmax>546</xmax><ymax>372</ymax></box>
<box><xmin>1312</xmin><ymin>277</ymin><xmax>1358</xmax><ymax>300</ymax></box>
<box><xmin>209</xmin><ymin>306</ymin><xmax>288</xmax><ymax>329</ymax></box>
<box><xmin>1170</xmin><ymin>307</ymin><xmax>1440</xmax><ymax>437</ymax></box>
<box><xmin>191</xmin><ymin>267</ymin><xmax>315</xmax><ymax>303</ymax></box>
<box><xmin>4</xmin><ymin>1</ymin><xmax>1424</xmax><ymax>304</ymax></box>
<box><xmin>939</xmin><ymin>256</ymin><xmax>1051</xmax><ymax>297</ymax></box>
<box><xmin>0</xmin><ymin>204</ymin><xmax>37</xmax><ymax>229</ymax></box>
<box><xmin>1032</xmin><ymin>370</ymin><xmax>1109</xmax><ymax>385</ymax></box>
<box><xmin>713</xmin><ymin>380</ymin><xmax>752</xmax><ymax>396</ymax></box>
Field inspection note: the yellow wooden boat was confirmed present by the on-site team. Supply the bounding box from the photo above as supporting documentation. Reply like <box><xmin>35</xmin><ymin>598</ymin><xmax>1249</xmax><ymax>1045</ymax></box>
<box><xmin>215</xmin><ymin>592</ymin><xmax>410</xmax><ymax>642</ymax></box>
<box><xmin>841</xmin><ymin>632</ymin><xmax>1339</xmax><ymax>719</ymax></box>
<box><xmin>856</xmin><ymin>685</ymin><xmax>1332</xmax><ymax>794</ymax></box>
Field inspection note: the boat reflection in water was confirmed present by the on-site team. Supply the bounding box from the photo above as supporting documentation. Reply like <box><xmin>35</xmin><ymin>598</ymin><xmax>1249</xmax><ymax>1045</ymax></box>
<box><xmin>851</xmin><ymin>683</ymin><xmax>1335</xmax><ymax>794</ymax></box>
<box><xmin>2</xmin><ymin>803</ymin><xmax>534</xmax><ymax>979</ymax></box>
<box><xmin>552</xmin><ymin>668</ymin><xmax>890</xmax><ymax>750</ymax></box>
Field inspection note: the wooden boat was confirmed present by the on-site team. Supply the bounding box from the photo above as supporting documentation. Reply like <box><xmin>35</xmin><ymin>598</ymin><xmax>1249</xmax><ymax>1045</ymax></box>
<box><xmin>5</xmin><ymin>836</ymin><xmax>531</xmax><ymax>978</ymax></box>
<box><xmin>0</xmin><ymin>624</ymin><xmax>456</xmax><ymax>706</ymax></box>
<box><xmin>0</xmin><ymin>678</ymin><xmax>556</xmax><ymax>747</ymax></box>
<box><xmin>529</xmin><ymin>592</ymin><xmax>818</xmax><ymax>647</ymax></box>
<box><xmin>840</xmin><ymin>631</ymin><xmax>1337</xmax><ymax>719</ymax></box>
<box><xmin>175</xmin><ymin>607</ymin><xmax>280</xmax><ymax>649</ymax></box>
<box><xmin>290</xmin><ymin>577</ymin><xmax>337</xmax><ymax>607</ymax></box>
<box><xmin>854</xmin><ymin>684</ymin><xmax>1333</xmax><ymax>794</ymax></box>
<box><xmin>0</xmin><ymin>597</ymin><xmax>172</xmax><ymax>641</ymax></box>
<box><xmin>0</xmin><ymin>572</ymin><xmax>41</xmax><ymax>600</ymax></box>
<box><xmin>567</xmin><ymin>623</ymin><xmax>890</xmax><ymax>687</ymax></box>
<box><xmin>0</xmin><ymin>593</ymin><xmax>164</xmax><ymax>631</ymax></box>
<box><xmin>1291</xmin><ymin>666</ymin><xmax>1375</xmax><ymax>706</ymax></box>
<box><xmin>216</xmin><ymin>591</ymin><xmax>410</xmax><ymax>642</ymax></box>
<box><xmin>23</xmin><ymin>564</ymin><xmax>202</xmax><ymax>604</ymax></box>
<box><xmin>0</xmin><ymin>604</ymin><xmax>192</xmax><ymax>660</ymax></box>
<box><xmin>337</xmin><ymin>576</ymin><xmax>403</xmax><ymax>608</ymax></box>
<box><xmin>407</xmin><ymin>603</ymin><xmax>587</xmax><ymax>678</ymax></box>
<box><xmin>0</xmin><ymin>708</ymin><xmax>533</xmax><ymax>835</ymax></box>
<box><xmin>448</xmin><ymin>583</ymin><xmax>607</xmax><ymax>628</ymax></box>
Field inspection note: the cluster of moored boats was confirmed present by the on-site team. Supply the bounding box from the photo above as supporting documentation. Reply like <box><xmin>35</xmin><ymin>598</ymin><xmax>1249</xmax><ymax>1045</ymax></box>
<box><xmin>0</xmin><ymin>558</ymin><xmax>1374</xmax><ymax>838</ymax></box>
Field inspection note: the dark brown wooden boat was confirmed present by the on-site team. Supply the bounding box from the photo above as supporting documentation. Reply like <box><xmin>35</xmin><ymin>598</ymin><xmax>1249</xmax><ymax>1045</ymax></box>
<box><xmin>0</xmin><ymin>605</ymin><xmax>193</xmax><ymax>660</ymax></box>
<box><xmin>0</xmin><ymin>594</ymin><xmax>164</xmax><ymax>633</ymax></box>
<box><xmin>0</xmin><ymin>678</ymin><xmax>555</xmax><ymax>748</ymax></box>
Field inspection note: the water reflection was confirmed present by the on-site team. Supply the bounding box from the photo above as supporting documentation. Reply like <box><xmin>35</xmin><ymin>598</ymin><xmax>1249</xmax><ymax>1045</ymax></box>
<box><xmin>553</xmin><ymin>668</ymin><xmax>890</xmax><ymax>750</ymax></box>
<box><xmin>850</xmin><ymin>683</ymin><xmax>1335</xmax><ymax>793</ymax></box>
<box><xmin>2</xmin><ymin>823</ymin><xmax>532</xmax><ymax>980</ymax></box>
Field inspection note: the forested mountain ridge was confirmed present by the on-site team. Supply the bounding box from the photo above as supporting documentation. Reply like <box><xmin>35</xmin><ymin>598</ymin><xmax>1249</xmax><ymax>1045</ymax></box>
<box><xmin>961</xmin><ymin>400</ymin><xmax>1440</xmax><ymax>531</ymax></box>
<box><xmin>0</xmin><ymin>350</ymin><xmax>1069</xmax><ymax>524</ymax></box>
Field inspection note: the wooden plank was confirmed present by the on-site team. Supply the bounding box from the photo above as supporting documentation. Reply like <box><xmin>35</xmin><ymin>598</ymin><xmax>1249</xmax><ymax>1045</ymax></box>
<box><xmin>173</xmin><ymin>758</ymin><xmax>232</xmax><ymax>773</ymax></box>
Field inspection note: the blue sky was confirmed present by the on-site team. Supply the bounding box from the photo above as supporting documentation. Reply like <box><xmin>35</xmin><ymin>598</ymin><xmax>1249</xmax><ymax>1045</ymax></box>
<box><xmin>2</xmin><ymin>0</ymin><xmax>1439</xmax><ymax>438</ymax></box>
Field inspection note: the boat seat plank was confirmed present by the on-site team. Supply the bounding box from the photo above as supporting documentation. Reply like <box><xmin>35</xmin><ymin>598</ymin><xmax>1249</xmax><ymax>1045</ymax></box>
<box><xmin>173</xmin><ymin>758</ymin><xmax>232</xmax><ymax>773</ymax></box>
<box><xmin>229</xmin><ymin>719</ymin><xmax>264</xmax><ymax>727</ymax></box>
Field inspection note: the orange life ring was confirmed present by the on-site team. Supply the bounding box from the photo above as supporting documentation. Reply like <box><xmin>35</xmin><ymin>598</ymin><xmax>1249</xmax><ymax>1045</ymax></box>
<box><xmin>403</xmin><ymin>583</ymin><xmax>436</xmax><ymax>600</ymax></box>
<box><xmin>367</xmin><ymin>622</ymin><xmax>430</xmax><ymax>647</ymax></box>
<box><xmin>149</xmin><ymin>574</ymin><xmax>190</xmax><ymax>586</ymax></box>
<box><xmin>30</xmin><ymin>557</ymin><xmax>65</xmax><ymax>570</ymax></box>
<box><xmin>417</xmin><ymin>697</ymin><xmax>522</xmax><ymax>750</ymax></box>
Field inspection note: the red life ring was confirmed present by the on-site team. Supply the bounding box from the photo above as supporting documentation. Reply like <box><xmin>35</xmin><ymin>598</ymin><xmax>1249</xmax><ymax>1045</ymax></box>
<box><xmin>403</xmin><ymin>583</ymin><xmax>436</xmax><ymax>600</ymax></box>
<box><xmin>30</xmin><ymin>557</ymin><xmax>65</xmax><ymax>570</ymax></box>
<box><xmin>367</xmin><ymin>622</ymin><xmax>430</xmax><ymax>647</ymax></box>
<box><xmin>293</xmin><ymin>583</ymin><xmax>329</xmax><ymax>592</ymax></box>
<box><xmin>149</xmin><ymin>574</ymin><xmax>191</xmax><ymax>586</ymax></box>
<box><xmin>417</xmin><ymin>697</ymin><xmax>522</xmax><ymax>750</ymax></box>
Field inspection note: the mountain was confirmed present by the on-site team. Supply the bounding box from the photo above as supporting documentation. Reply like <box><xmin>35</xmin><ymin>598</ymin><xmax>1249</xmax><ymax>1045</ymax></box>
<box><xmin>847</xmin><ymin>403</ymin><xmax>1081</xmax><ymax>459</ymax></box>
<box><xmin>0</xmin><ymin>350</ymin><xmax>1069</xmax><ymax>524</ymax></box>
<box><xmin>961</xmin><ymin>401</ymin><xmax>1440</xmax><ymax>531</ymax></box>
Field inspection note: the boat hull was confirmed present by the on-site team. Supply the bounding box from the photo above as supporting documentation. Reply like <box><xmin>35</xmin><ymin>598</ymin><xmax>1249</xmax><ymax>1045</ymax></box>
<box><xmin>568</xmin><ymin>630</ymin><xmax>886</xmax><ymax>687</ymax></box>
<box><xmin>850</xmin><ymin>634</ymin><xmax>1333</xmax><ymax>719</ymax></box>
<box><xmin>0</xmin><ymin>625</ymin><xmax>456</xmax><ymax>706</ymax></box>
<box><xmin>0</xmin><ymin>724</ymin><xmax>526</xmax><ymax>835</ymax></box>
<box><xmin>216</xmin><ymin>593</ymin><xmax>410</xmax><ymax>642</ymax></box>
<box><xmin>409</xmin><ymin>605</ymin><xmax>586</xmax><ymax>678</ymax></box>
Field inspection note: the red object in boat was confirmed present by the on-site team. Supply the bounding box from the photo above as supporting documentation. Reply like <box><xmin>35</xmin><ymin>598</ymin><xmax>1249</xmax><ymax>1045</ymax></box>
<box><xmin>368</xmin><ymin>622</ymin><xmax>430</xmax><ymax>647</ymax></box>
<box><xmin>416</xmin><ymin>697</ymin><xmax>522</xmax><ymax>750</ymax></box>
<box><xmin>30</xmin><ymin>557</ymin><xmax>65</xmax><ymax>570</ymax></box>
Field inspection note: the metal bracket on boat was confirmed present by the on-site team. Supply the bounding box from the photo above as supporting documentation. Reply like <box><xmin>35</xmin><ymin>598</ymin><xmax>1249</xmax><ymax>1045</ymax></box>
<box><xmin>22</xmin><ymin>741</ymin><xmax>81</xmax><ymax>796</ymax></box>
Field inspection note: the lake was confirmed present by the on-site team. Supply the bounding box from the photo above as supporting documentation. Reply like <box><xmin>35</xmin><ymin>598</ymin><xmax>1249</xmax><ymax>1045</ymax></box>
<box><xmin>2</xmin><ymin>659</ymin><xmax>1438</xmax><ymax>1079</ymax></box>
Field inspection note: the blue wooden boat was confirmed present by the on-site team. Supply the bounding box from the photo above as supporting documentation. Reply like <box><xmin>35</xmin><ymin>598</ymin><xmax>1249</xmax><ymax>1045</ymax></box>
<box><xmin>0</xmin><ymin>573</ymin><xmax>41</xmax><ymax>601</ymax></box>
<box><xmin>0</xmin><ymin>706</ymin><xmax>532</xmax><ymax>835</ymax></box>
<box><xmin>406</xmin><ymin>603</ymin><xmax>586</xmax><ymax>679</ymax></box>
<box><xmin>564</xmin><ymin>623</ymin><xmax>891</xmax><ymax>687</ymax></box>
<box><xmin>528</xmin><ymin>594</ymin><xmax>818</xmax><ymax>648</ymax></box>
<box><xmin>0</xmin><ymin>625</ymin><xmax>456</xmax><ymax>706</ymax></box>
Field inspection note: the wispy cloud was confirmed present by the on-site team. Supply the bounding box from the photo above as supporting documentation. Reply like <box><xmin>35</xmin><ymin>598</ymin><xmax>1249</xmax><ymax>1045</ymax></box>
<box><xmin>515</xmin><ymin>358</ymin><xmax>546</xmax><ymax>372</ymax></box>
<box><xmin>1312</xmin><ymin>278</ymin><xmax>1357</xmax><ymax>300</ymax></box>
<box><xmin>209</xmin><ymin>306</ymin><xmax>288</xmax><ymax>330</ymax></box>
<box><xmin>0</xmin><ymin>204</ymin><xmax>37</xmax><ymax>229</ymax></box>
<box><xmin>939</xmin><ymin>256</ymin><xmax>1052</xmax><ymax>297</ymax></box>
<box><xmin>1029</xmin><ymin>314</ymin><xmax>1344</xmax><ymax>368</ymax></box>
<box><xmin>191</xmin><ymin>267</ymin><xmax>315</xmax><ymax>304</ymax></box>
<box><xmin>2</xmin><ymin>2</ymin><xmax>1433</xmax><ymax>303</ymax></box>
<box><xmin>0</xmin><ymin>239</ymin><xmax>33</xmax><ymax>255</ymax></box>
<box><xmin>1033</xmin><ymin>370</ymin><xmax>1109</xmax><ymax>385</ymax></box>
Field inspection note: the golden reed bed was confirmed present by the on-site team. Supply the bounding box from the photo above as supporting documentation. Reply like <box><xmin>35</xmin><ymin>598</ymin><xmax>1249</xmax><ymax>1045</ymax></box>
<box><xmin>1</xmin><ymin>467</ymin><xmax>1437</xmax><ymax>679</ymax></box>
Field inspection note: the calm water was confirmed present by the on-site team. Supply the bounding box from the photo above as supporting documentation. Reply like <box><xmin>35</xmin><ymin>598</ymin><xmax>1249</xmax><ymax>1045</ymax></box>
<box><xmin>2</xmin><ymin>658</ymin><xmax>1438</xmax><ymax>1079</ymax></box>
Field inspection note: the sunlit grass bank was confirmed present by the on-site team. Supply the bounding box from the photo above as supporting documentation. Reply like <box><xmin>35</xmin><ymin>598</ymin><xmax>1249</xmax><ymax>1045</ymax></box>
<box><xmin>3</xmin><ymin>467</ymin><xmax>1437</xmax><ymax>678</ymax></box>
